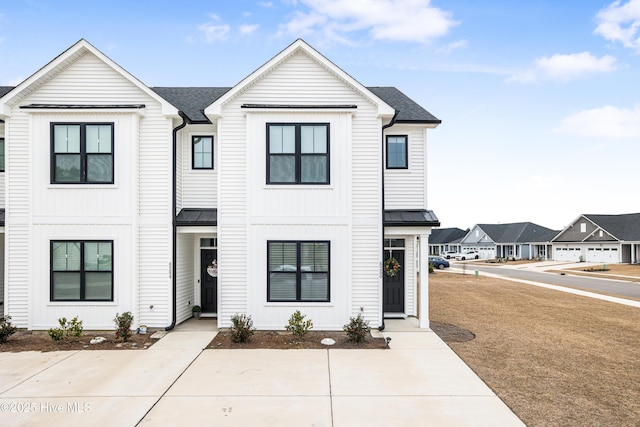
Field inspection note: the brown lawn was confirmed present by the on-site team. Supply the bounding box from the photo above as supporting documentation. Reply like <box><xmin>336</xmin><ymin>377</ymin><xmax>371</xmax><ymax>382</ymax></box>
<box><xmin>430</xmin><ymin>271</ymin><xmax>640</xmax><ymax>427</ymax></box>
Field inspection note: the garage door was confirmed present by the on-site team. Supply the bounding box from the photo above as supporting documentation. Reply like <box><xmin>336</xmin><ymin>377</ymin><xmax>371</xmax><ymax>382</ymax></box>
<box><xmin>586</xmin><ymin>247</ymin><xmax>618</xmax><ymax>263</ymax></box>
<box><xmin>554</xmin><ymin>247</ymin><xmax>581</xmax><ymax>262</ymax></box>
<box><xmin>479</xmin><ymin>248</ymin><xmax>495</xmax><ymax>259</ymax></box>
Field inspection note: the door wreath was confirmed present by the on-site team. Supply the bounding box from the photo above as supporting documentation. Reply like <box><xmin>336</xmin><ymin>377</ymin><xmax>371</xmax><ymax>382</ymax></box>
<box><xmin>384</xmin><ymin>256</ymin><xmax>401</xmax><ymax>277</ymax></box>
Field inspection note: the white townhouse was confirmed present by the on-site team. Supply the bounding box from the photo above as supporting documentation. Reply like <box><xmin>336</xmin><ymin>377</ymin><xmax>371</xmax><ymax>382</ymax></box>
<box><xmin>0</xmin><ymin>39</ymin><xmax>440</xmax><ymax>331</ymax></box>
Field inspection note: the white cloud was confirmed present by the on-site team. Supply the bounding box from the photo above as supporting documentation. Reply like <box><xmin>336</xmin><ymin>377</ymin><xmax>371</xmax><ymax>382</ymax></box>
<box><xmin>198</xmin><ymin>14</ymin><xmax>230</xmax><ymax>43</ymax></box>
<box><xmin>279</xmin><ymin>0</ymin><xmax>458</xmax><ymax>45</ymax></box>
<box><xmin>239</xmin><ymin>24</ymin><xmax>259</xmax><ymax>35</ymax></box>
<box><xmin>436</xmin><ymin>39</ymin><xmax>467</xmax><ymax>54</ymax></box>
<box><xmin>595</xmin><ymin>0</ymin><xmax>640</xmax><ymax>52</ymax></box>
<box><xmin>508</xmin><ymin>52</ymin><xmax>617</xmax><ymax>83</ymax></box>
<box><xmin>554</xmin><ymin>105</ymin><xmax>640</xmax><ymax>139</ymax></box>
<box><xmin>258</xmin><ymin>1</ymin><xmax>274</xmax><ymax>7</ymax></box>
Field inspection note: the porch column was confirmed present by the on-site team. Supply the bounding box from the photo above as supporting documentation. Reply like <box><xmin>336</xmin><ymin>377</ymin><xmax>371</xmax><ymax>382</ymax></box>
<box><xmin>418</xmin><ymin>232</ymin><xmax>431</xmax><ymax>328</ymax></box>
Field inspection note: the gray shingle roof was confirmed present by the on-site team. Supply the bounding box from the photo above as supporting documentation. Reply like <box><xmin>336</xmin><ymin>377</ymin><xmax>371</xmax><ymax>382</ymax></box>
<box><xmin>583</xmin><ymin>213</ymin><xmax>640</xmax><ymax>241</ymax></box>
<box><xmin>0</xmin><ymin>86</ymin><xmax>13</xmax><ymax>97</ymax></box>
<box><xmin>368</xmin><ymin>87</ymin><xmax>440</xmax><ymax>123</ymax></box>
<box><xmin>429</xmin><ymin>228</ymin><xmax>467</xmax><ymax>244</ymax></box>
<box><xmin>478</xmin><ymin>222</ymin><xmax>558</xmax><ymax>243</ymax></box>
<box><xmin>151</xmin><ymin>87</ymin><xmax>231</xmax><ymax>123</ymax></box>
<box><xmin>384</xmin><ymin>210</ymin><xmax>440</xmax><ymax>227</ymax></box>
<box><xmin>151</xmin><ymin>86</ymin><xmax>439</xmax><ymax>125</ymax></box>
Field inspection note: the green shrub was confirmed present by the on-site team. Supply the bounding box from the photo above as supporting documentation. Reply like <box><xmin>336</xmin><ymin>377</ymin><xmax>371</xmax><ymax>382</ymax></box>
<box><xmin>343</xmin><ymin>314</ymin><xmax>371</xmax><ymax>343</ymax></box>
<box><xmin>230</xmin><ymin>313</ymin><xmax>256</xmax><ymax>343</ymax></box>
<box><xmin>48</xmin><ymin>316</ymin><xmax>83</xmax><ymax>341</ymax></box>
<box><xmin>285</xmin><ymin>310</ymin><xmax>313</xmax><ymax>339</ymax></box>
<box><xmin>114</xmin><ymin>312</ymin><xmax>134</xmax><ymax>342</ymax></box>
<box><xmin>0</xmin><ymin>315</ymin><xmax>17</xmax><ymax>343</ymax></box>
<box><xmin>428</xmin><ymin>262</ymin><xmax>434</xmax><ymax>273</ymax></box>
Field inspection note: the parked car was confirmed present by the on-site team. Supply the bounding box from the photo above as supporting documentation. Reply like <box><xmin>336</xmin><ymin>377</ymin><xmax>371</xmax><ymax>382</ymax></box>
<box><xmin>455</xmin><ymin>251</ymin><xmax>479</xmax><ymax>261</ymax></box>
<box><xmin>443</xmin><ymin>251</ymin><xmax>459</xmax><ymax>259</ymax></box>
<box><xmin>429</xmin><ymin>256</ymin><xmax>450</xmax><ymax>270</ymax></box>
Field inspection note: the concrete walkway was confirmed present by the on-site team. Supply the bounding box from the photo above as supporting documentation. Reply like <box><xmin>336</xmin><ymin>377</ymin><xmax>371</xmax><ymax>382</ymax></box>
<box><xmin>0</xmin><ymin>318</ymin><xmax>524</xmax><ymax>426</ymax></box>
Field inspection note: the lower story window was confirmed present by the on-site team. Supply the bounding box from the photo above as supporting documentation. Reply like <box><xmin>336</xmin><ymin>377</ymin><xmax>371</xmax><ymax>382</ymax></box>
<box><xmin>51</xmin><ymin>240</ymin><xmax>113</xmax><ymax>301</ymax></box>
<box><xmin>267</xmin><ymin>241</ymin><xmax>330</xmax><ymax>302</ymax></box>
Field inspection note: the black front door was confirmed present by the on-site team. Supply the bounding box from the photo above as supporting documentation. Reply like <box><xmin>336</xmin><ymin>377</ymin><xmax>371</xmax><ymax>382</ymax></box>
<box><xmin>201</xmin><ymin>249</ymin><xmax>217</xmax><ymax>313</ymax></box>
<box><xmin>383</xmin><ymin>250</ymin><xmax>405</xmax><ymax>313</ymax></box>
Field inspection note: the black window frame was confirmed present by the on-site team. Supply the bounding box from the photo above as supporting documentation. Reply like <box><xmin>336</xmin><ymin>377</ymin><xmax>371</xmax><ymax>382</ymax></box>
<box><xmin>267</xmin><ymin>240</ymin><xmax>330</xmax><ymax>302</ymax></box>
<box><xmin>266</xmin><ymin>123</ymin><xmax>330</xmax><ymax>185</ymax></box>
<box><xmin>386</xmin><ymin>135</ymin><xmax>408</xmax><ymax>169</ymax></box>
<box><xmin>51</xmin><ymin>122</ymin><xmax>115</xmax><ymax>184</ymax></box>
<box><xmin>191</xmin><ymin>135</ymin><xmax>214</xmax><ymax>170</ymax></box>
<box><xmin>50</xmin><ymin>240</ymin><xmax>114</xmax><ymax>302</ymax></box>
<box><xmin>0</xmin><ymin>137</ymin><xmax>4</xmax><ymax>172</ymax></box>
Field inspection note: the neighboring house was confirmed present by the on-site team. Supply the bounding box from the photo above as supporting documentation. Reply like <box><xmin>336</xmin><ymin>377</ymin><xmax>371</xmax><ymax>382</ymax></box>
<box><xmin>0</xmin><ymin>39</ymin><xmax>440</xmax><ymax>331</ymax></box>
<box><xmin>428</xmin><ymin>228</ymin><xmax>467</xmax><ymax>255</ymax></box>
<box><xmin>460</xmin><ymin>222</ymin><xmax>558</xmax><ymax>260</ymax></box>
<box><xmin>552</xmin><ymin>213</ymin><xmax>640</xmax><ymax>264</ymax></box>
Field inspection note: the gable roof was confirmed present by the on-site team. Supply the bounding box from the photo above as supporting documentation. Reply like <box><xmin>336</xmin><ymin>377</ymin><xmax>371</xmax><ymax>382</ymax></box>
<box><xmin>368</xmin><ymin>87</ymin><xmax>440</xmax><ymax>124</ymax></box>
<box><xmin>583</xmin><ymin>213</ymin><xmax>640</xmax><ymax>241</ymax></box>
<box><xmin>429</xmin><ymin>228</ymin><xmax>467</xmax><ymax>244</ymax></box>
<box><xmin>0</xmin><ymin>39</ymin><xmax>178</xmax><ymax>118</ymax></box>
<box><xmin>477</xmin><ymin>222</ymin><xmax>558</xmax><ymax>243</ymax></box>
<box><xmin>205</xmin><ymin>39</ymin><xmax>396</xmax><ymax>119</ymax></box>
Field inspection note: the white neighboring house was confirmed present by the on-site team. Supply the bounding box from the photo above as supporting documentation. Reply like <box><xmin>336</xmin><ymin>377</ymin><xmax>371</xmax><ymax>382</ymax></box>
<box><xmin>460</xmin><ymin>222</ymin><xmax>558</xmax><ymax>260</ymax></box>
<box><xmin>0</xmin><ymin>39</ymin><xmax>440</xmax><ymax>331</ymax></box>
<box><xmin>552</xmin><ymin>213</ymin><xmax>640</xmax><ymax>263</ymax></box>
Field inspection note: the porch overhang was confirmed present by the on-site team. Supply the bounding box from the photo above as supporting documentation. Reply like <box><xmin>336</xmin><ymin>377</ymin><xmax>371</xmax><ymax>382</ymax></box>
<box><xmin>176</xmin><ymin>208</ymin><xmax>217</xmax><ymax>226</ymax></box>
<box><xmin>384</xmin><ymin>210</ymin><xmax>440</xmax><ymax>228</ymax></box>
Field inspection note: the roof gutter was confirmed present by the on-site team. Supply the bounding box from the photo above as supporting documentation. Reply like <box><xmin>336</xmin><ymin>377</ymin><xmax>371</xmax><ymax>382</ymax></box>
<box><xmin>165</xmin><ymin>111</ymin><xmax>188</xmax><ymax>331</ymax></box>
<box><xmin>379</xmin><ymin>111</ymin><xmax>398</xmax><ymax>332</ymax></box>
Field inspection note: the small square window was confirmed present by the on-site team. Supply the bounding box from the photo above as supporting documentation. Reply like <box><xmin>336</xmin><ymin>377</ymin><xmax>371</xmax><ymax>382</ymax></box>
<box><xmin>192</xmin><ymin>136</ymin><xmax>214</xmax><ymax>169</ymax></box>
<box><xmin>386</xmin><ymin>135</ymin><xmax>407</xmax><ymax>169</ymax></box>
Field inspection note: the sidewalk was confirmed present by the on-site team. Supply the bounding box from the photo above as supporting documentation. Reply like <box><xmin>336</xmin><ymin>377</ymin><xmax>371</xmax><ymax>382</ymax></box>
<box><xmin>0</xmin><ymin>318</ymin><xmax>524</xmax><ymax>426</ymax></box>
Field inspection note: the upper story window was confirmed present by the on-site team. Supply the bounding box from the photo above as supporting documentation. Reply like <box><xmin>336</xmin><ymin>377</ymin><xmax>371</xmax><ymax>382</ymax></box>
<box><xmin>51</xmin><ymin>240</ymin><xmax>113</xmax><ymax>301</ymax></box>
<box><xmin>192</xmin><ymin>135</ymin><xmax>213</xmax><ymax>169</ymax></box>
<box><xmin>267</xmin><ymin>240</ymin><xmax>330</xmax><ymax>302</ymax></box>
<box><xmin>386</xmin><ymin>135</ymin><xmax>408</xmax><ymax>169</ymax></box>
<box><xmin>0</xmin><ymin>138</ymin><xmax>4</xmax><ymax>172</ymax></box>
<box><xmin>51</xmin><ymin>123</ymin><xmax>114</xmax><ymax>184</ymax></box>
<box><xmin>267</xmin><ymin>123</ymin><xmax>329</xmax><ymax>184</ymax></box>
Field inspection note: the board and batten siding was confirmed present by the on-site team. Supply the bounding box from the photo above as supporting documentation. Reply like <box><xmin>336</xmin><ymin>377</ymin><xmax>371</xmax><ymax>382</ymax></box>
<box><xmin>179</xmin><ymin>124</ymin><xmax>217</xmax><ymax>210</ymax></box>
<box><xmin>384</xmin><ymin>125</ymin><xmax>427</xmax><ymax>210</ymax></box>
<box><xmin>215</xmin><ymin>50</ymin><xmax>384</xmax><ymax>328</ymax></box>
<box><xmin>4</xmin><ymin>50</ymin><xmax>174</xmax><ymax>328</ymax></box>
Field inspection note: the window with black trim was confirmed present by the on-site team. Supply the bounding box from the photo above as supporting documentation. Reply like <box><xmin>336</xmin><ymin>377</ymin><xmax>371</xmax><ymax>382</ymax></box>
<box><xmin>0</xmin><ymin>137</ymin><xmax>4</xmax><ymax>172</ymax></box>
<box><xmin>267</xmin><ymin>123</ymin><xmax>329</xmax><ymax>184</ymax></box>
<box><xmin>386</xmin><ymin>135</ymin><xmax>408</xmax><ymax>169</ymax></box>
<box><xmin>267</xmin><ymin>241</ymin><xmax>330</xmax><ymax>302</ymax></box>
<box><xmin>52</xmin><ymin>123</ymin><xmax>114</xmax><ymax>183</ymax></box>
<box><xmin>192</xmin><ymin>135</ymin><xmax>213</xmax><ymax>169</ymax></box>
<box><xmin>51</xmin><ymin>241</ymin><xmax>113</xmax><ymax>301</ymax></box>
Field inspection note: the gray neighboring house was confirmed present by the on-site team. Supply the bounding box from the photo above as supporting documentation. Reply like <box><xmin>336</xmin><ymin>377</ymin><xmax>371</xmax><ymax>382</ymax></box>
<box><xmin>428</xmin><ymin>228</ymin><xmax>467</xmax><ymax>256</ymax></box>
<box><xmin>460</xmin><ymin>222</ymin><xmax>558</xmax><ymax>260</ymax></box>
<box><xmin>552</xmin><ymin>213</ymin><xmax>640</xmax><ymax>264</ymax></box>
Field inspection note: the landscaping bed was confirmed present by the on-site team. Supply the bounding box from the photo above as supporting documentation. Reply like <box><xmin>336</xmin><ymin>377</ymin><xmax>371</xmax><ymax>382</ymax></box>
<box><xmin>0</xmin><ymin>329</ymin><xmax>156</xmax><ymax>352</ymax></box>
<box><xmin>208</xmin><ymin>330</ymin><xmax>389</xmax><ymax>349</ymax></box>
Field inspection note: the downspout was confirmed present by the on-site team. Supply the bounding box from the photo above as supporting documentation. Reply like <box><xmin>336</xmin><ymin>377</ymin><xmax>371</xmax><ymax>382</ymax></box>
<box><xmin>379</xmin><ymin>110</ymin><xmax>398</xmax><ymax>331</ymax></box>
<box><xmin>165</xmin><ymin>111</ymin><xmax>188</xmax><ymax>331</ymax></box>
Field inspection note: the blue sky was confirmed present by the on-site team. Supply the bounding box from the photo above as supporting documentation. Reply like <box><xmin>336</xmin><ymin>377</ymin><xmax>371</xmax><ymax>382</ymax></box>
<box><xmin>1</xmin><ymin>0</ymin><xmax>639</xmax><ymax>230</ymax></box>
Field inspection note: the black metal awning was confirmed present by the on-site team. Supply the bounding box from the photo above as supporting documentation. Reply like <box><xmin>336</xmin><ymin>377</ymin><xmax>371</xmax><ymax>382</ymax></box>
<box><xmin>384</xmin><ymin>210</ymin><xmax>440</xmax><ymax>227</ymax></box>
<box><xmin>176</xmin><ymin>208</ymin><xmax>217</xmax><ymax>226</ymax></box>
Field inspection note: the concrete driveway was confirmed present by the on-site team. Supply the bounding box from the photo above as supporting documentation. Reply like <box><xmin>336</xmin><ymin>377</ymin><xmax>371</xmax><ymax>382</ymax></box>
<box><xmin>0</xmin><ymin>319</ymin><xmax>524</xmax><ymax>426</ymax></box>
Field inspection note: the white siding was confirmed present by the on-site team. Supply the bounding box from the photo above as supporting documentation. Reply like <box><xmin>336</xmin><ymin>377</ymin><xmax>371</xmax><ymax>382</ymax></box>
<box><xmin>0</xmin><ymin>234</ymin><xmax>4</xmax><ymax>306</ymax></box>
<box><xmin>216</xmin><ymin>50</ymin><xmax>384</xmax><ymax>328</ymax></box>
<box><xmin>175</xmin><ymin>233</ymin><xmax>195</xmax><ymax>324</ymax></box>
<box><xmin>4</xmin><ymin>50</ymin><xmax>173</xmax><ymax>328</ymax></box>
<box><xmin>0</xmin><ymin>122</ymin><xmax>5</xmax><ymax>208</ymax></box>
<box><xmin>179</xmin><ymin>125</ymin><xmax>217</xmax><ymax>209</ymax></box>
<box><xmin>384</xmin><ymin>125</ymin><xmax>426</xmax><ymax>210</ymax></box>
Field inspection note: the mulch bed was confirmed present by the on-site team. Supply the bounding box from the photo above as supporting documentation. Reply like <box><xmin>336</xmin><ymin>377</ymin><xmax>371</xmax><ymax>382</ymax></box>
<box><xmin>208</xmin><ymin>330</ymin><xmax>389</xmax><ymax>349</ymax></box>
<box><xmin>0</xmin><ymin>330</ymin><xmax>156</xmax><ymax>352</ymax></box>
